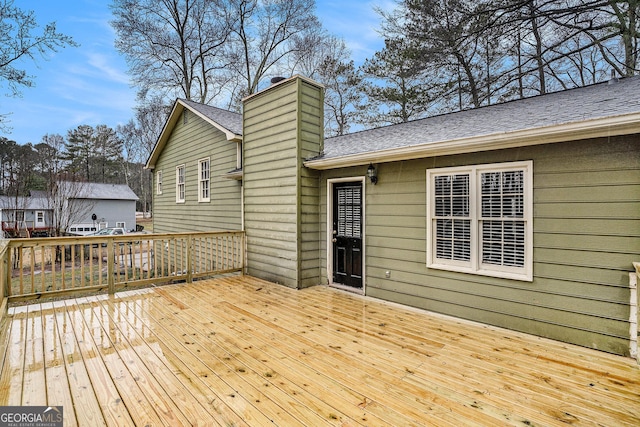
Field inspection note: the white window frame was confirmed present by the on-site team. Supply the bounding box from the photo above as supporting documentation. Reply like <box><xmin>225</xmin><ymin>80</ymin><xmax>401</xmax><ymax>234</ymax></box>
<box><xmin>198</xmin><ymin>157</ymin><xmax>210</xmax><ymax>202</ymax></box>
<box><xmin>35</xmin><ymin>211</ymin><xmax>45</xmax><ymax>226</ymax></box>
<box><xmin>156</xmin><ymin>170</ymin><xmax>163</xmax><ymax>195</ymax></box>
<box><xmin>426</xmin><ymin>160</ymin><xmax>533</xmax><ymax>281</ymax></box>
<box><xmin>116</xmin><ymin>222</ymin><xmax>126</xmax><ymax>228</ymax></box>
<box><xmin>176</xmin><ymin>164</ymin><xmax>185</xmax><ymax>203</ymax></box>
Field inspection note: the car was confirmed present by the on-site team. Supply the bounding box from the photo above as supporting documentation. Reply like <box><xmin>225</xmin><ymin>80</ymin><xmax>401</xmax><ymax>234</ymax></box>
<box><xmin>89</xmin><ymin>227</ymin><xmax>128</xmax><ymax>236</ymax></box>
<box><xmin>86</xmin><ymin>227</ymin><xmax>129</xmax><ymax>248</ymax></box>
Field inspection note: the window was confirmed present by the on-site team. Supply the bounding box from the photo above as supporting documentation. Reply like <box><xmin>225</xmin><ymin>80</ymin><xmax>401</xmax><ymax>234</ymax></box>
<box><xmin>198</xmin><ymin>158</ymin><xmax>210</xmax><ymax>202</ymax></box>
<box><xmin>156</xmin><ymin>170</ymin><xmax>163</xmax><ymax>195</ymax></box>
<box><xmin>427</xmin><ymin>161</ymin><xmax>533</xmax><ymax>281</ymax></box>
<box><xmin>176</xmin><ymin>164</ymin><xmax>185</xmax><ymax>203</ymax></box>
<box><xmin>36</xmin><ymin>211</ymin><xmax>45</xmax><ymax>225</ymax></box>
<box><xmin>116</xmin><ymin>222</ymin><xmax>125</xmax><ymax>228</ymax></box>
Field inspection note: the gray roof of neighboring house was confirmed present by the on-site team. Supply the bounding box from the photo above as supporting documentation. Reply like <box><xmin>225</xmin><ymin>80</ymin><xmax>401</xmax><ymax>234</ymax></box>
<box><xmin>0</xmin><ymin>196</ymin><xmax>49</xmax><ymax>210</ymax></box>
<box><xmin>318</xmin><ymin>75</ymin><xmax>640</xmax><ymax>162</ymax></box>
<box><xmin>180</xmin><ymin>99</ymin><xmax>243</xmax><ymax>136</ymax></box>
<box><xmin>64</xmin><ymin>182</ymin><xmax>139</xmax><ymax>201</ymax></box>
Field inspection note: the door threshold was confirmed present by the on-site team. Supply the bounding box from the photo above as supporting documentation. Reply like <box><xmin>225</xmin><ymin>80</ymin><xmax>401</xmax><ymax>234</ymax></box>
<box><xmin>329</xmin><ymin>282</ymin><xmax>364</xmax><ymax>295</ymax></box>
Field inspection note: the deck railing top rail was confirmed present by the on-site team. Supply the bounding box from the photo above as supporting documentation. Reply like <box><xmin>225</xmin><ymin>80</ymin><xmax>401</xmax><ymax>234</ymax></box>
<box><xmin>0</xmin><ymin>230</ymin><xmax>245</xmax><ymax>304</ymax></box>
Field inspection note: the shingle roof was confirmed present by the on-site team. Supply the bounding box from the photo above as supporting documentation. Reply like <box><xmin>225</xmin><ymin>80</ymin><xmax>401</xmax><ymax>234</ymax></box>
<box><xmin>64</xmin><ymin>182</ymin><xmax>139</xmax><ymax>201</ymax></box>
<box><xmin>0</xmin><ymin>196</ymin><xmax>49</xmax><ymax>210</ymax></box>
<box><xmin>179</xmin><ymin>99</ymin><xmax>243</xmax><ymax>136</ymax></box>
<box><xmin>319</xmin><ymin>75</ymin><xmax>640</xmax><ymax>162</ymax></box>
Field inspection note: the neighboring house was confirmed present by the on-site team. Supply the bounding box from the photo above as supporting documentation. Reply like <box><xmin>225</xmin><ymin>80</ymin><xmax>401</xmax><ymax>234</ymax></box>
<box><xmin>146</xmin><ymin>75</ymin><xmax>640</xmax><ymax>357</ymax></box>
<box><xmin>0</xmin><ymin>182</ymin><xmax>138</xmax><ymax>237</ymax></box>
<box><xmin>65</xmin><ymin>182</ymin><xmax>139</xmax><ymax>235</ymax></box>
<box><xmin>0</xmin><ymin>196</ymin><xmax>52</xmax><ymax>237</ymax></box>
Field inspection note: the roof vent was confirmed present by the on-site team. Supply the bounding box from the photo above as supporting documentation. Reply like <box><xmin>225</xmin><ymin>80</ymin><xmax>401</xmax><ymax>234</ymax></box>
<box><xmin>270</xmin><ymin>76</ymin><xmax>286</xmax><ymax>85</ymax></box>
<box><xmin>608</xmin><ymin>69</ymin><xmax>618</xmax><ymax>85</ymax></box>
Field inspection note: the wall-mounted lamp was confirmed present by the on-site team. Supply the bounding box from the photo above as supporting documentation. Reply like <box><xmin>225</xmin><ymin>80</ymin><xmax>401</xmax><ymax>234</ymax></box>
<box><xmin>367</xmin><ymin>163</ymin><xmax>378</xmax><ymax>185</ymax></box>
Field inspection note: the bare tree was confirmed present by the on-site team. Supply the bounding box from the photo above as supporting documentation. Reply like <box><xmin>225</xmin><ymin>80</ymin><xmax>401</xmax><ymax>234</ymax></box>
<box><xmin>0</xmin><ymin>0</ymin><xmax>77</xmax><ymax>130</ymax></box>
<box><xmin>116</xmin><ymin>93</ymin><xmax>170</xmax><ymax>215</ymax></box>
<box><xmin>47</xmin><ymin>179</ymin><xmax>95</xmax><ymax>238</ymax></box>
<box><xmin>111</xmin><ymin>0</ymin><xmax>233</xmax><ymax>103</ymax></box>
<box><xmin>35</xmin><ymin>134</ymin><xmax>66</xmax><ymax>183</ymax></box>
<box><xmin>224</xmin><ymin>0</ymin><xmax>322</xmax><ymax>99</ymax></box>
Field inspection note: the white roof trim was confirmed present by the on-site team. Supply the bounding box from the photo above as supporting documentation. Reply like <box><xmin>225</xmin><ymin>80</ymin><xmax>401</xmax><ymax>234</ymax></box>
<box><xmin>304</xmin><ymin>112</ymin><xmax>640</xmax><ymax>170</ymax></box>
<box><xmin>145</xmin><ymin>99</ymin><xmax>241</xmax><ymax>170</ymax></box>
<box><xmin>181</xmin><ymin>100</ymin><xmax>242</xmax><ymax>142</ymax></box>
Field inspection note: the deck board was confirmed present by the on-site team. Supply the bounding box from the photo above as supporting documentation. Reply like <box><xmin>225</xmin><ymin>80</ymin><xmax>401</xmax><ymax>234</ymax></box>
<box><xmin>1</xmin><ymin>274</ymin><xmax>639</xmax><ymax>426</ymax></box>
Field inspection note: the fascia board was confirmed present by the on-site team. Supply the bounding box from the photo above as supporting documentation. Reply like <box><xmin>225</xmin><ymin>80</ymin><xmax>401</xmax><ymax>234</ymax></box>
<box><xmin>145</xmin><ymin>100</ymin><xmax>242</xmax><ymax>170</ymax></box>
<box><xmin>304</xmin><ymin>113</ymin><xmax>640</xmax><ymax>170</ymax></box>
<box><xmin>185</xmin><ymin>101</ymin><xmax>242</xmax><ymax>142</ymax></box>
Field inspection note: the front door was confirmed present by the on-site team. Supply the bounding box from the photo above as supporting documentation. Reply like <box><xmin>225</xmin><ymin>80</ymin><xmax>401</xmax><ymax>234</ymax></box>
<box><xmin>332</xmin><ymin>182</ymin><xmax>363</xmax><ymax>289</ymax></box>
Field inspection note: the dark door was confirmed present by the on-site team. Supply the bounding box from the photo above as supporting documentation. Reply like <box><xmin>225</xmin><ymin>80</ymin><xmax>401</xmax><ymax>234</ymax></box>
<box><xmin>333</xmin><ymin>182</ymin><xmax>363</xmax><ymax>288</ymax></box>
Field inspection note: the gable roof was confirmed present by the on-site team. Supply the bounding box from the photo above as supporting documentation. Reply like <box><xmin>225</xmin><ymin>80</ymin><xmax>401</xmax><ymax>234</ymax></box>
<box><xmin>305</xmin><ymin>75</ymin><xmax>640</xmax><ymax>169</ymax></box>
<box><xmin>0</xmin><ymin>196</ymin><xmax>49</xmax><ymax>210</ymax></box>
<box><xmin>146</xmin><ymin>98</ymin><xmax>243</xmax><ymax>170</ymax></box>
<box><xmin>180</xmin><ymin>99</ymin><xmax>243</xmax><ymax>135</ymax></box>
<box><xmin>64</xmin><ymin>182</ymin><xmax>139</xmax><ymax>201</ymax></box>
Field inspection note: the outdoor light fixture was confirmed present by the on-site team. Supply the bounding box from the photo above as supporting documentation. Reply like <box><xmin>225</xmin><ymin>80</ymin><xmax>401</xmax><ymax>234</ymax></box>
<box><xmin>367</xmin><ymin>163</ymin><xmax>378</xmax><ymax>185</ymax></box>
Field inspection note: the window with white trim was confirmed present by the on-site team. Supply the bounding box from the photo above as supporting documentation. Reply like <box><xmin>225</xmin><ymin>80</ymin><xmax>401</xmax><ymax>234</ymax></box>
<box><xmin>176</xmin><ymin>164</ymin><xmax>185</xmax><ymax>203</ymax></box>
<box><xmin>156</xmin><ymin>170</ymin><xmax>163</xmax><ymax>195</ymax></box>
<box><xmin>427</xmin><ymin>161</ymin><xmax>533</xmax><ymax>281</ymax></box>
<box><xmin>198</xmin><ymin>158</ymin><xmax>210</xmax><ymax>202</ymax></box>
<box><xmin>116</xmin><ymin>222</ymin><xmax>125</xmax><ymax>228</ymax></box>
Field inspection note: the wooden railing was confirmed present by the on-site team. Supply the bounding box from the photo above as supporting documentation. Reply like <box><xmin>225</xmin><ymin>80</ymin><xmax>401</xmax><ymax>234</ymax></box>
<box><xmin>0</xmin><ymin>240</ymin><xmax>7</xmax><ymax>320</ymax></box>
<box><xmin>0</xmin><ymin>231</ymin><xmax>244</xmax><ymax>304</ymax></box>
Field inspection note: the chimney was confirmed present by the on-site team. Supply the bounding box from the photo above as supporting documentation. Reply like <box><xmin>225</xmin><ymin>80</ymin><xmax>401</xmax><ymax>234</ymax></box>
<box><xmin>270</xmin><ymin>76</ymin><xmax>286</xmax><ymax>85</ymax></box>
<box><xmin>241</xmin><ymin>76</ymin><xmax>324</xmax><ymax>289</ymax></box>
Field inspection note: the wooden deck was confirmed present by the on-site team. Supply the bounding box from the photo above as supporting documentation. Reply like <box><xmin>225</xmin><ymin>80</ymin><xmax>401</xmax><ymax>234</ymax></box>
<box><xmin>0</xmin><ymin>275</ymin><xmax>638</xmax><ymax>426</ymax></box>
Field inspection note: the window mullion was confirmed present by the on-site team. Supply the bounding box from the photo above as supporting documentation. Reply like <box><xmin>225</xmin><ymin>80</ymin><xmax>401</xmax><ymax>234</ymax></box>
<box><xmin>471</xmin><ymin>170</ymin><xmax>478</xmax><ymax>272</ymax></box>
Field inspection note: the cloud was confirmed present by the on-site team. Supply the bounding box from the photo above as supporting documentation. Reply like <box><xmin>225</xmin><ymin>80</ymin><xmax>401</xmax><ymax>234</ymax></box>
<box><xmin>85</xmin><ymin>52</ymin><xmax>131</xmax><ymax>85</ymax></box>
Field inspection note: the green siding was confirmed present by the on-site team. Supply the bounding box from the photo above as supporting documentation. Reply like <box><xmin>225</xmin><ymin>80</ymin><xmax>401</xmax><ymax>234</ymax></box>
<box><xmin>153</xmin><ymin>109</ymin><xmax>242</xmax><ymax>233</ymax></box>
<box><xmin>243</xmin><ymin>77</ymin><xmax>323</xmax><ymax>288</ymax></box>
<box><xmin>319</xmin><ymin>136</ymin><xmax>640</xmax><ymax>355</ymax></box>
<box><xmin>299</xmin><ymin>82</ymin><xmax>323</xmax><ymax>287</ymax></box>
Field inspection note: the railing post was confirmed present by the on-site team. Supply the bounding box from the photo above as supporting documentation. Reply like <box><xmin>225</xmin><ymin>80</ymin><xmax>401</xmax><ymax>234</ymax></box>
<box><xmin>242</xmin><ymin>231</ymin><xmax>247</xmax><ymax>275</ymax></box>
<box><xmin>107</xmin><ymin>240</ymin><xmax>115</xmax><ymax>294</ymax></box>
<box><xmin>0</xmin><ymin>241</ymin><xmax>8</xmax><ymax>301</ymax></box>
<box><xmin>4</xmin><ymin>243</ymin><xmax>12</xmax><ymax>298</ymax></box>
<box><xmin>186</xmin><ymin>235</ymin><xmax>193</xmax><ymax>283</ymax></box>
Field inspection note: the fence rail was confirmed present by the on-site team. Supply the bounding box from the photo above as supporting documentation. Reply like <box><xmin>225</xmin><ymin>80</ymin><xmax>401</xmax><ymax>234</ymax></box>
<box><xmin>0</xmin><ymin>231</ymin><xmax>244</xmax><ymax>304</ymax></box>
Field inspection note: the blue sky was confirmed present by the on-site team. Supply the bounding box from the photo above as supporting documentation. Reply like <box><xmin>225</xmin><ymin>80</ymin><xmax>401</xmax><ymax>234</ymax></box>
<box><xmin>5</xmin><ymin>0</ymin><xmax>389</xmax><ymax>145</ymax></box>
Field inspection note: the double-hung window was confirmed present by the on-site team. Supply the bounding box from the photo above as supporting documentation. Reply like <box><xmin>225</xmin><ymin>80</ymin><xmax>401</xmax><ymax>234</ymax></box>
<box><xmin>176</xmin><ymin>165</ymin><xmax>185</xmax><ymax>203</ymax></box>
<box><xmin>156</xmin><ymin>170</ymin><xmax>163</xmax><ymax>195</ymax></box>
<box><xmin>427</xmin><ymin>161</ymin><xmax>533</xmax><ymax>281</ymax></box>
<box><xmin>198</xmin><ymin>158</ymin><xmax>210</xmax><ymax>202</ymax></box>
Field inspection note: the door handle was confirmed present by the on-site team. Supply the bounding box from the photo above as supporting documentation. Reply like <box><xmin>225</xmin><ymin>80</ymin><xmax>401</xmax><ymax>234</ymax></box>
<box><xmin>332</xmin><ymin>238</ymin><xmax>337</xmax><ymax>243</ymax></box>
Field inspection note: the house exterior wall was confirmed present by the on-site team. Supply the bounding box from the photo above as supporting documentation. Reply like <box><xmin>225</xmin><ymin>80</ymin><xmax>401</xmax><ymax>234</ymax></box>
<box><xmin>242</xmin><ymin>77</ymin><xmax>323</xmax><ymax>288</ymax></box>
<box><xmin>299</xmin><ymin>82</ymin><xmax>323</xmax><ymax>288</ymax></box>
<box><xmin>319</xmin><ymin>136</ymin><xmax>640</xmax><ymax>355</ymax></box>
<box><xmin>152</xmin><ymin>108</ymin><xmax>242</xmax><ymax>233</ymax></box>
<box><xmin>84</xmin><ymin>199</ymin><xmax>137</xmax><ymax>230</ymax></box>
